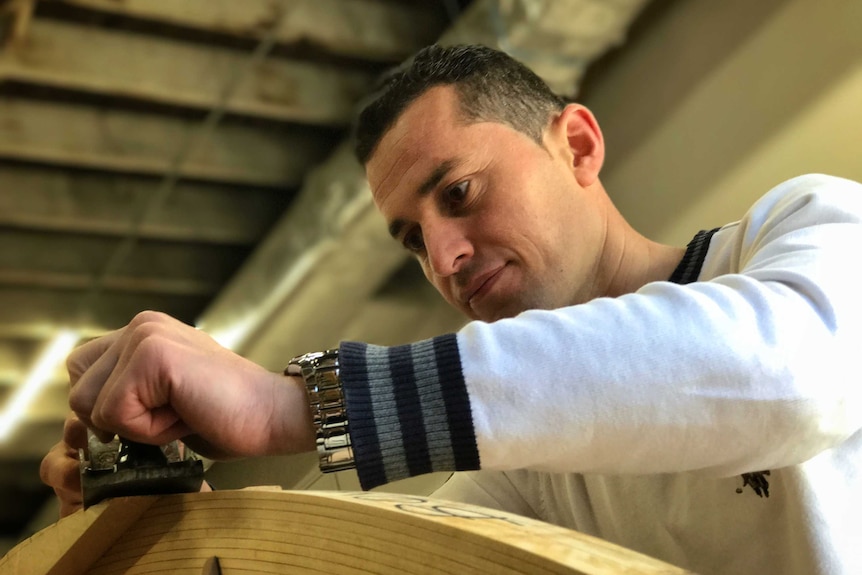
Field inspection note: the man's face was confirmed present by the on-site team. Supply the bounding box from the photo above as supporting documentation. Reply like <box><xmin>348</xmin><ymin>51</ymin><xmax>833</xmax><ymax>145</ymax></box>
<box><xmin>366</xmin><ymin>86</ymin><xmax>607</xmax><ymax>322</ymax></box>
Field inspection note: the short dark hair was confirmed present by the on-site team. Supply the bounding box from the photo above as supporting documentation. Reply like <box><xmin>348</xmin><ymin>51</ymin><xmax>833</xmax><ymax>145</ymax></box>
<box><xmin>354</xmin><ymin>44</ymin><xmax>567</xmax><ymax>165</ymax></box>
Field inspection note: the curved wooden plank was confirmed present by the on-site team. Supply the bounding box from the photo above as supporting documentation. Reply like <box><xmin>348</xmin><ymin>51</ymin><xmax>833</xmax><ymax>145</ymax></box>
<box><xmin>0</xmin><ymin>496</ymin><xmax>156</xmax><ymax>575</ymax></box>
<box><xmin>1</xmin><ymin>490</ymin><xmax>695</xmax><ymax>575</ymax></box>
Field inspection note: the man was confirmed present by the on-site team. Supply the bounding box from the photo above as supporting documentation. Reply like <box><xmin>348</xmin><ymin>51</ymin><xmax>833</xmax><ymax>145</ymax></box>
<box><xmin>42</xmin><ymin>45</ymin><xmax>862</xmax><ymax>574</ymax></box>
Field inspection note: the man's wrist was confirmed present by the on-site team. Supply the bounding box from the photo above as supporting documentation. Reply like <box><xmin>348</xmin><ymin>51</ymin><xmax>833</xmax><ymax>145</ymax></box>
<box><xmin>285</xmin><ymin>349</ymin><xmax>355</xmax><ymax>473</ymax></box>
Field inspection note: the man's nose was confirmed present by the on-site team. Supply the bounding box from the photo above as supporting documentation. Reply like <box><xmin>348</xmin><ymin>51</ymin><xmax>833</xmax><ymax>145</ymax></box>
<box><xmin>425</xmin><ymin>219</ymin><xmax>473</xmax><ymax>278</ymax></box>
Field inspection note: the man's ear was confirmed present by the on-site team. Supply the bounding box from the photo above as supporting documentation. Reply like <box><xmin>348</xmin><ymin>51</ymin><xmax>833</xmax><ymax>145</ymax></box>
<box><xmin>551</xmin><ymin>104</ymin><xmax>605</xmax><ymax>187</ymax></box>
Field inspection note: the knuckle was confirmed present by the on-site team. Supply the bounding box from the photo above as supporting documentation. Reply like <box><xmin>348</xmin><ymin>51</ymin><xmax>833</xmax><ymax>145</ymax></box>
<box><xmin>127</xmin><ymin>320</ymin><xmax>168</xmax><ymax>352</ymax></box>
<box><xmin>130</xmin><ymin>310</ymin><xmax>168</xmax><ymax>329</ymax></box>
<box><xmin>65</xmin><ymin>354</ymin><xmax>85</xmax><ymax>381</ymax></box>
<box><xmin>93</xmin><ymin>406</ymin><xmax>122</xmax><ymax>436</ymax></box>
<box><xmin>67</xmin><ymin>386</ymin><xmax>87</xmax><ymax>416</ymax></box>
<box><xmin>125</xmin><ymin>311</ymin><xmax>174</xmax><ymax>351</ymax></box>
<box><xmin>66</xmin><ymin>334</ymin><xmax>109</xmax><ymax>384</ymax></box>
<box><xmin>62</xmin><ymin>414</ymin><xmax>77</xmax><ymax>435</ymax></box>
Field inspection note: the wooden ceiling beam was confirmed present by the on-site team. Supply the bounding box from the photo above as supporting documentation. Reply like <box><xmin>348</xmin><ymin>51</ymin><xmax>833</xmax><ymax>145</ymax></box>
<box><xmin>0</xmin><ymin>269</ymin><xmax>219</xmax><ymax>297</ymax></box>
<box><xmin>0</xmin><ymin>97</ymin><xmax>335</xmax><ymax>188</ymax></box>
<box><xmin>40</xmin><ymin>0</ymin><xmax>445</xmax><ymax>62</ymax></box>
<box><xmin>0</xmin><ymin>165</ymin><xmax>291</xmax><ymax>246</ymax></box>
<box><xmin>0</xmin><ymin>0</ymin><xmax>34</xmax><ymax>48</ymax></box>
<box><xmin>0</xmin><ymin>19</ymin><xmax>377</xmax><ymax>124</ymax></box>
<box><xmin>0</xmin><ymin>228</ymin><xmax>249</xmax><ymax>289</ymax></box>
<box><xmin>0</xmin><ymin>286</ymin><xmax>209</xmax><ymax>332</ymax></box>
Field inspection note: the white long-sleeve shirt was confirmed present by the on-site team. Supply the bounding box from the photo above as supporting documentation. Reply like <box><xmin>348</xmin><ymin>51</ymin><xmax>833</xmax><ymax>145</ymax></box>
<box><xmin>339</xmin><ymin>174</ymin><xmax>862</xmax><ymax>574</ymax></box>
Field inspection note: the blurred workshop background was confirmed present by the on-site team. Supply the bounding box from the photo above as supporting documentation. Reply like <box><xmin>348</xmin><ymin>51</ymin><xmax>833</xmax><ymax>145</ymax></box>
<box><xmin>0</xmin><ymin>0</ymin><xmax>859</xmax><ymax>556</ymax></box>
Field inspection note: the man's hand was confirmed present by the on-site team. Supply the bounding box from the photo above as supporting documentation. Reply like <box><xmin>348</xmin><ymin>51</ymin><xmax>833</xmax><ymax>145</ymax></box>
<box><xmin>40</xmin><ymin>414</ymin><xmax>215</xmax><ymax>518</ymax></box>
<box><xmin>39</xmin><ymin>414</ymin><xmax>86</xmax><ymax>518</ymax></box>
<box><xmin>67</xmin><ymin>311</ymin><xmax>315</xmax><ymax>460</ymax></box>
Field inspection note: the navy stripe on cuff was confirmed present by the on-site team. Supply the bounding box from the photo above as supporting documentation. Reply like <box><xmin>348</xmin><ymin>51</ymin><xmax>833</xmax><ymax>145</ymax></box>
<box><xmin>339</xmin><ymin>334</ymin><xmax>479</xmax><ymax>490</ymax></box>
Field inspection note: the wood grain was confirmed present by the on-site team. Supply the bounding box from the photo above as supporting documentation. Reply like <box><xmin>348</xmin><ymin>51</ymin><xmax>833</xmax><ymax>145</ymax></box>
<box><xmin>1</xmin><ymin>490</ymin><xmax>695</xmax><ymax>574</ymax></box>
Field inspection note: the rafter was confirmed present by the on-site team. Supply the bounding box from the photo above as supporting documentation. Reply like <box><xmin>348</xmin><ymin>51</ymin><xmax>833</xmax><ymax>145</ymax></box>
<box><xmin>0</xmin><ymin>0</ymin><xmax>34</xmax><ymax>48</ymax></box>
<box><xmin>0</xmin><ymin>270</ymin><xmax>219</xmax><ymax>297</ymax></box>
<box><xmin>39</xmin><ymin>0</ymin><xmax>446</xmax><ymax>62</ymax></box>
<box><xmin>0</xmin><ymin>165</ymin><xmax>292</xmax><ymax>245</ymax></box>
<box><xmin>0</xmin><ymin>286</ymin><xmax>209</xmax><ymax>332</ymax></box>
<box><xmin>0</xmin><ymin>97</ymin><xmax>336</xmax><ymax>188</ymax></box>
<box><xmin>0</xmin><ymin>19</ymin><xmax>378</xmax><ymax>124</ymax></box>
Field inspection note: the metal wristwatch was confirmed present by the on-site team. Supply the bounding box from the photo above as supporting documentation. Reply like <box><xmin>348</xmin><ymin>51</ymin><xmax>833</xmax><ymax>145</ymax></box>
<box><xmin>285</xmin><ymin>349</ymin><xmax>355</xmax><ymax>473</ymax></box>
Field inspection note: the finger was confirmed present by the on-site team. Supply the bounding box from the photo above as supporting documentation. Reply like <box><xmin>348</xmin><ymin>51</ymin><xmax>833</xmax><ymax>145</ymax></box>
<box><xmin>67</xmin><ymin>334</ymin><xmax>124</xmax><ymax>433</ymax></box>
<box><xmin>39</xmin><ymin>442</ymin><xmax>82</xmax><ymax>495</ymax></box>
<box><xmin>62</xmin><ymin>414</ymin><xmax>88</xmax><ymax>450</ymax></box>
<box><xmin>54</xmin><ymin>482</ymin><xmax>83</xmax><ymax>508</ymax></box>
<box><xmin>66</xmin><ymin>329</ymin><xmax>122</xmax><ymax>387</ymax></box>
<box><xmin>40</xmin><ymin>443</ymin><xmax>84</xmax><ymax>520</ymax></box>
<box><xmin>54</xmin><ymin>467</ymin><xmax>84</xmax><ymax>519</ymax></box>
<box><xmin>91</xmin><ymin>320</ymin><xmax>190</xmax><ymax>442</ymax></box>
<box><xmin>68</xmin><ymin>332</ymin><xmax>136</xmax><ymax>434</ymax></box>
<box><xmin>79</xmin><ymin>313</ymin><xmax>179</xmax><ymax>436</ymax></box>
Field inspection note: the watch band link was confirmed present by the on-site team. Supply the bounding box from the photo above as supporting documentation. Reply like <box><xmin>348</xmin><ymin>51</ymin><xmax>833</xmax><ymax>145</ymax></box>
<box><xmin>285</xmin><ymin>349</ymin><xmax>355</xmax><ymax>473</ymax></box>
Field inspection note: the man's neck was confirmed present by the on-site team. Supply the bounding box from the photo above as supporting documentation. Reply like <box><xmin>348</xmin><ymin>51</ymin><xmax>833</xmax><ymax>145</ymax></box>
<box><xmin>599</xmin><ymin>218</ymin><xmax>686</xmax><ymax>299</ymax></box>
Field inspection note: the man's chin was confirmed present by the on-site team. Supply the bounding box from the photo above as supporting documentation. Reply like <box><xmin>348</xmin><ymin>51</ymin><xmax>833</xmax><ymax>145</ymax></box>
<box><xmin>471</xmin><ymin>299</ymin><xmax>528</xmax><ymax>323</ymax></box>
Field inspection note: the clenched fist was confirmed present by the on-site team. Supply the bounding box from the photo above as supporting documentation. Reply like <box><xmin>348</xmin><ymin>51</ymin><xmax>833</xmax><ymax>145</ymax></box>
<box><xmin>67</xmin><ymin>311</ymin><xmax>315</xmax><ymax>460</ymax></box>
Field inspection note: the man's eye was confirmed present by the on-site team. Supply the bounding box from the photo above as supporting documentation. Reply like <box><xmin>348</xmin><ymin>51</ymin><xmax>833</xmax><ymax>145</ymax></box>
<box><xmin>446</xmin><ymin>181</ymin><xmax>469</xmax><ymax>203</ymax></box>
<box><xmin>403</xmin><ymin>229</ymin><xmax>425</xmax><ymax>252</ymax></box>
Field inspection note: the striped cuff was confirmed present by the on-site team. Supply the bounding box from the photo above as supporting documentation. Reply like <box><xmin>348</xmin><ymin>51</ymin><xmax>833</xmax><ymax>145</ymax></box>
<box><xmin>339</xmin><ymin>334</ymin><xmax>480</xmax><ymax>490</ymax></box>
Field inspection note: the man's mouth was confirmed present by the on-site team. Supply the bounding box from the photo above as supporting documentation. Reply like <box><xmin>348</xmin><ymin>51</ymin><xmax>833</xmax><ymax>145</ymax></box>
<box><xmin>464</xmin><ymin>265</ymin><xmax>506</xmax><ymax>307</ymax></box>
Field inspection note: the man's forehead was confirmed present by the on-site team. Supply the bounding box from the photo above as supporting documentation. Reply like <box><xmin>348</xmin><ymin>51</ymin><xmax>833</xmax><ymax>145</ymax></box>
<box><xmin>366</xmin><ymin>131</ymin><xmax>423</xmax><ymax>201</ymax></box>
<box><xmin>367</xmin><ymin>91</ymin><xmax>461</xmax><ymax>199</ymax></box>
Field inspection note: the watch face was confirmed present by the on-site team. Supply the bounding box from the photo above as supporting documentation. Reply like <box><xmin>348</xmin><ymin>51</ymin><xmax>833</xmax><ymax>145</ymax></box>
<box><xmin>286</xmin><ymin>350</ymin><xmax>339</xmax><ymax>376</ymax></box>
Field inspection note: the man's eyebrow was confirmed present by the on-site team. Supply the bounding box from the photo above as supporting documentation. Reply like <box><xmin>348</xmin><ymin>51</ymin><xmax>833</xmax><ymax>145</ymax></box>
<box><xmin>418</xmin><ymin>159</ymin><xmax>456</xmax><ymax>197</ymax></box>
<box><xmin>388</xmin><ymin>159</ymin><xmax>458</xmax><ymax>240</ymax></box>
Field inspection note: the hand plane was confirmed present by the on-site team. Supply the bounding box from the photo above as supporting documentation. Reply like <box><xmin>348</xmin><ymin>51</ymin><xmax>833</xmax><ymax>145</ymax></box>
<box><xmin>79</xmin><ymin>432</ymin><xmax>205</xmax><ymax>508</ymax></box>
